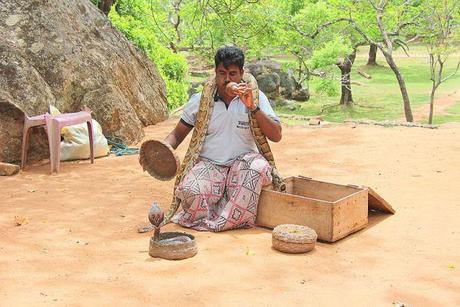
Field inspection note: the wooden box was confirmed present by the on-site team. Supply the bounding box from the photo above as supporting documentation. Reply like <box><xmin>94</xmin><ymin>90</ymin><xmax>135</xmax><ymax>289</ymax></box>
<box><xmin>256</xmin><ymin>176</ymin><xmax>393</xmax><ymax>242</ymax></box>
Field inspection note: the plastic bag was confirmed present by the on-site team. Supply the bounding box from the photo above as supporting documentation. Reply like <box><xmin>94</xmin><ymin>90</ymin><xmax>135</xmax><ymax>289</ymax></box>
<box><xmin>60</xmin><ymin>119</ymin><xmax>110</xmax><ymax>161</ymax></box>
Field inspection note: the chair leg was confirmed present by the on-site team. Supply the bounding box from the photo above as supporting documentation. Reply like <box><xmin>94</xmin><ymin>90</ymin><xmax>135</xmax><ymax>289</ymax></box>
<box><xmin>21</xmin><ymin>127</ymin><xmax>31</xmax><ymax>170</ymax></box>
<box><xmin>45</xmin><ymin>116</ymin><xmax>54</xmax><ymax>173</ymax></box>
<box><xmin>45</xmin><ymin>117</ymin><xmax>61</xmax><ymax>173</ymax></box>
<box><xmin>54</xmin><ymin>122</ymin><xmax>63</xmax><ymax>173</ymax></box>
<box><xmin>86</xmin><ymin>120</ymin><xmax>94</xmax><ymax>164</ymax></box>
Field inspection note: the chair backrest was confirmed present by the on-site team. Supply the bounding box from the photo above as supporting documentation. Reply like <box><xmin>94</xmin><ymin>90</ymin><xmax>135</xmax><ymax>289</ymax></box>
<box><xmin>48</xmin><ymin>104</ymin><xmax>92</xmax><ymax>115</ymax></box>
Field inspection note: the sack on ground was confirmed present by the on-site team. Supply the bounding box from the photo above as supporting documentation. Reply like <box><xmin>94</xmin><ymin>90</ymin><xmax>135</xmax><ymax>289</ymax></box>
<box><xmin>60</xmin><ymin>119</ymin><xmax>109</xmax><ymax>161</ymax></box>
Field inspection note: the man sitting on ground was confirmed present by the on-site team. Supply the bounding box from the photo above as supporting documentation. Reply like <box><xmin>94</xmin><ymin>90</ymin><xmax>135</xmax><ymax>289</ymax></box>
<box><xmin>164</xmin><ymin>46</ymin><xmax>282</xmax><ymax>231</ymax></box>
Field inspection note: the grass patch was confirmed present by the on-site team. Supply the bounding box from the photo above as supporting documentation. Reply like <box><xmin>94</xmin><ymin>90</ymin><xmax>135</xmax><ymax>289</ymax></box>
<box><xmin>427</xmin><ymin>100</ymin><xmax>460</xmax><ymax>124</ymax></box>
<box><xmin>275</xmin><ymin>46</ymin><xmax>460</xmax><ymax>123</ymax></box>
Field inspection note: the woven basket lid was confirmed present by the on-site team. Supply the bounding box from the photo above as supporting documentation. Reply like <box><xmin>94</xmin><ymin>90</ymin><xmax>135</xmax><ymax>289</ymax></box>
<box><xmin>139</xmin><ymin>139</ymin><xmax>180</xmax><ymax>181</ymax></box>
<box><xmin>272</xmin><ymin>224</ymin><xmax>318</xmax><ymax>244</ymax></box>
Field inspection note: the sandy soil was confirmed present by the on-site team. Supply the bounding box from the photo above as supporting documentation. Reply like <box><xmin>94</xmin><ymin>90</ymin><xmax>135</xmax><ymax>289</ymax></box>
<box><xmin>1</xmin><ymin>118</ymin><xmax>459</xmax><ymax>306</ymax></box>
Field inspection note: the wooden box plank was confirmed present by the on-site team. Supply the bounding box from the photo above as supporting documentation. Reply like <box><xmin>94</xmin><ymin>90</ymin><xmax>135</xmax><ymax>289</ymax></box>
<box><xmin>291</xmin><ymin>176</ymin><xmax>364</xmax><ymax>202</ymax></box>
<box><xmin>331</xmin><ymin>190</ymin><xmax>368</xmax><ymax>241</ymax></box>
<box><xmin>257</xmin><ymin>187</ymin><xmax>334</xmax><ymax>241</ymax></box>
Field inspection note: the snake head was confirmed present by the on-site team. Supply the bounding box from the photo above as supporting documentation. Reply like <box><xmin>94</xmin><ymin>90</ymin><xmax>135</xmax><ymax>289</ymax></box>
<box><xmin>148</xmin><ymin>202</ymin><xmax>164</xmax><ymax>227</ymax></box>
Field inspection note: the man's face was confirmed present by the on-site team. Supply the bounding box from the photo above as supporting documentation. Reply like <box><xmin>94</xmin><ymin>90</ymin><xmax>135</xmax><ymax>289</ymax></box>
<box><xmin>215</xmin><ymin>63</ymin><xmax>244</xmax><ymax>93</ymax></box>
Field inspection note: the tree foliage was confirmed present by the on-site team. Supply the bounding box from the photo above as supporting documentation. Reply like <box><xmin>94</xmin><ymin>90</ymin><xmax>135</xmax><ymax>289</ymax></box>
<box><xmin>420</xmin><ymin>0</ymin><xmax>460</xmax><ymax>124</ymax></box>
<box><xmin>178</xmin><ymin>0</ymin><xmax>282</xmax><ymax>59</ymax></box>
<box><xmin>87</xmin><ymin>0</ymin><xmax>460</xmax><ymax>121</ymax></box>
<box><xmin>109</xmin><ymin>0</ymin><xmax>189</xmax><ymax>109</ymax></box>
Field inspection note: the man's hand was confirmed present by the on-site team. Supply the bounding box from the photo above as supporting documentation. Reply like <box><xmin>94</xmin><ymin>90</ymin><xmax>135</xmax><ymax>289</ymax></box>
<box><xmin>226</xmin><ymin>82</ymin><xmax>256</xmax><ymax>111</ymax></box>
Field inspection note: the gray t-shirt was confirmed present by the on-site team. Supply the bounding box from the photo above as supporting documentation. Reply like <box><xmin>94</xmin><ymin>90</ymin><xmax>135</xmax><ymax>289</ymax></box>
<box><xmin>181</xmin><ymin>90</ymin><xmax>280</xmax><ymax>166</ymax></box>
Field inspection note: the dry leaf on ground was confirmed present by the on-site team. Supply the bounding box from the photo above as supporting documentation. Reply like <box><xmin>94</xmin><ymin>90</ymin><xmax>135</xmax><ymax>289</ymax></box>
<box><xmin>14</xmin><ymin>216</ymin><xmax>29</xmax><ymax>226</ymax></box>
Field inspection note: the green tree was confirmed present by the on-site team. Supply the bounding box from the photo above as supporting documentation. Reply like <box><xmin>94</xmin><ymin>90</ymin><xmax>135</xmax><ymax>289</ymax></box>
<box><xmin>283</xmin><ymin>0</ymin><xmax>368</xmax><ymax>106</ymax></box>
<box><xmin>420</xmin><ymin>0</ymin><xmax>460</xmax><ymax>124</ymax></box>
<box><xmin>347</xmin><ymin>0</ymin><xmax>420</xmax><ymax>122</ymax></box>
<box><xmin>109</xmin><ymin>0</ymin><xmax>189</xmax><ymax>109</ymax></box>
<box><xmin>287</xmin><ymin>0</ymin><xmax>420</xmax><ymax>121</ymax></box>
<box><xmin>180</xmin><ymin>0</ymin><xmax>282</xmax><ymax>59</ymax></box>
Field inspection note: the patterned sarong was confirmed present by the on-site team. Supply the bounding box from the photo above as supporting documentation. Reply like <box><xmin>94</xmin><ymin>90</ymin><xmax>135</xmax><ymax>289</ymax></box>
<box><xmin>172</xmin><ymin>152</ymin><xmax>272</xmax><ymax>232</ymax></box>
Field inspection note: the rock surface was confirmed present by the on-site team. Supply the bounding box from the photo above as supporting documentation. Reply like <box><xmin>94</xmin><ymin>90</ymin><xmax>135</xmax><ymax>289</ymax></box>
<box><xmin>0</xmin><ymin>162</ymin><xmax>20</xmax><ymax>176</ymax></box>
<box><xmin>245</xmin><ymin>60</ymin><xmax>309</xmax><ymax>102</ymax></box>
<box><xmin>0</xmin><ymin>0</ymin><xmax>168</xmax><ymax>163</ymax></box>
<box><xmin>187</xmin><ymin>60</ymin><xmax>310</xmax><ymax>105</ymax></box>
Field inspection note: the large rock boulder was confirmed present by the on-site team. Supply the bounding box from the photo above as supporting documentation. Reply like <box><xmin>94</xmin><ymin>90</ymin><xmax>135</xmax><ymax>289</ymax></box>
<box><xmin>257</xmin><ymin>73</ymin><xmax>280</xmax><ymax>100</ymax></box>
<box><xmin>0</xmin><ymin>0</ymin><xmax>168</xmax><ymax>163</ymax></box>
<box><xmin>245</xmin><ymin>60</ymin><xmax>280</xmax><ymax>100</ymax></box>
<box><xmin>245</xmin><ymin>60</ymin><xmax>309</xmax><ymax>103</ymax></box>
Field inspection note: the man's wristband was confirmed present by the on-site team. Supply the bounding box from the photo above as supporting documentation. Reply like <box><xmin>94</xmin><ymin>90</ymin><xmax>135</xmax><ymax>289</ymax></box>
<box><xmin>250</xmin><ymin>105</ymin><xmax>260</xmax><ymax>115</ymax></box>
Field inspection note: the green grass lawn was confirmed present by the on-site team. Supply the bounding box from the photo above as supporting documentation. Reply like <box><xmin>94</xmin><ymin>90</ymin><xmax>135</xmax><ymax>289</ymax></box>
<box><xmin>430</xmin><ymin>100</ymin><xmax>460</xmax><ymax>124</ymax></box>
<box><xmin>274</xmin><ymin>45</ymin><xmax>460</xmax><ymax>123</ymax></box>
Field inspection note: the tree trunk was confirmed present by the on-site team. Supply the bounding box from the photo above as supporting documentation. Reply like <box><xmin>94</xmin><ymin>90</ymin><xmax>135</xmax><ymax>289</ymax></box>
<box><xmin>338</xmin><ymin>51</ymin><xmax>357</xmax><ymax>106</ymax></box>
<box><xmin>386</xmin><ymin>56</ymin><xmax>414</xmax><ymax>122</ymax></box>
<box><xmin>428</xmin><ymin>80</ymin><xmax>440</xmax><ymax>124</ymax></box>
<box><xmin>98</xmin><ymin>0</ymin><xmax>116</xmax><ymax>16</ymax></box>
<box><xmin>429</xmin><ymin>84</ymin><xmax>436</xmax><ymax>124</ymax></box>
<box><xmin>173</xmin><ymin>15</ymin><xmax>181</xmax><ymax>44</ymax></box>
<box><xmin>171</xmin><ymin>0</ymin><xmax>182</xmax><ymax>45</ymax></box>
<box><xmin>367</xmin><ymin>44</ymin><xmax>378</xmax><ymax>66</ymax></box>
<box><xmin>373</xmin><ymin>9</ymin><xmax>413</xmax><ymax>121</ymax></box>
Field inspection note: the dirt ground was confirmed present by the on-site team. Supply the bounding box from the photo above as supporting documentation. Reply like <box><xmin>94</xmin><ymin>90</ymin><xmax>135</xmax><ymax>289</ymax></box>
<box><xmin>1</xmin><ymin>118</ymin><xmax>459</xmax><ymax>306</ymax></box>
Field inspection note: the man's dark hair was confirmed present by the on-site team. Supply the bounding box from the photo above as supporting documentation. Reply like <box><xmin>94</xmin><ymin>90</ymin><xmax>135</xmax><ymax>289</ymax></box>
<box><xmin>214</xmin><ymin>46</ymin><xmax>245</xmax><ymax>69</ymax></box>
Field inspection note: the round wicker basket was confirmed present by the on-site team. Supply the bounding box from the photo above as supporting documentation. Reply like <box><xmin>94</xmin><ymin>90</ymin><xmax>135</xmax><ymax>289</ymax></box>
<box><xmin>149</xmin><ymin>232</ymin><xmax>197</xmax><ymax>260</ymax></box>
<box><xmin>272</xmin><ymin>224</ymin><xmax>317</xmax><ymax>254</ymax></box>
<box><xmin>139</xmin><ymin>139</ymin><xmax>180</xmax><ymax>181</ymax></box>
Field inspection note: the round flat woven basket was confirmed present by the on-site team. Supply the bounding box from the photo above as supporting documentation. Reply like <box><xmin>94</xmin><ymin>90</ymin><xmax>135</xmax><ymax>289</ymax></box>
<box><xmin>272</xmin><ymin>224</ymin><xmax>317</xmax><ymax>254</ymax></box>
<box><xmin>139</xmin><ymin>139</ymin><xmax>180</xmax><ymax>181</ymax></box>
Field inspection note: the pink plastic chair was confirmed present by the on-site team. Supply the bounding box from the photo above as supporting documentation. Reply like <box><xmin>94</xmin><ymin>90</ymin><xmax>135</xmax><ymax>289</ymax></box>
<box><xmin>21</xmin><ymin>108</ymin><xmax>95</xmax><ymax>173</ymax></box>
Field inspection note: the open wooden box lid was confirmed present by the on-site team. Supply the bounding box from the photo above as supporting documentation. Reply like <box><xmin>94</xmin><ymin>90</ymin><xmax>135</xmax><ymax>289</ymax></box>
<box><xmin>367</xmin><ymin>187</ymin><xmax>395</xmax><ymax>214</ymax></box>
<box><xmin>345</xmin><ymin>183</ymin><xmax>394</xmax><ymax>214</ymax></box>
